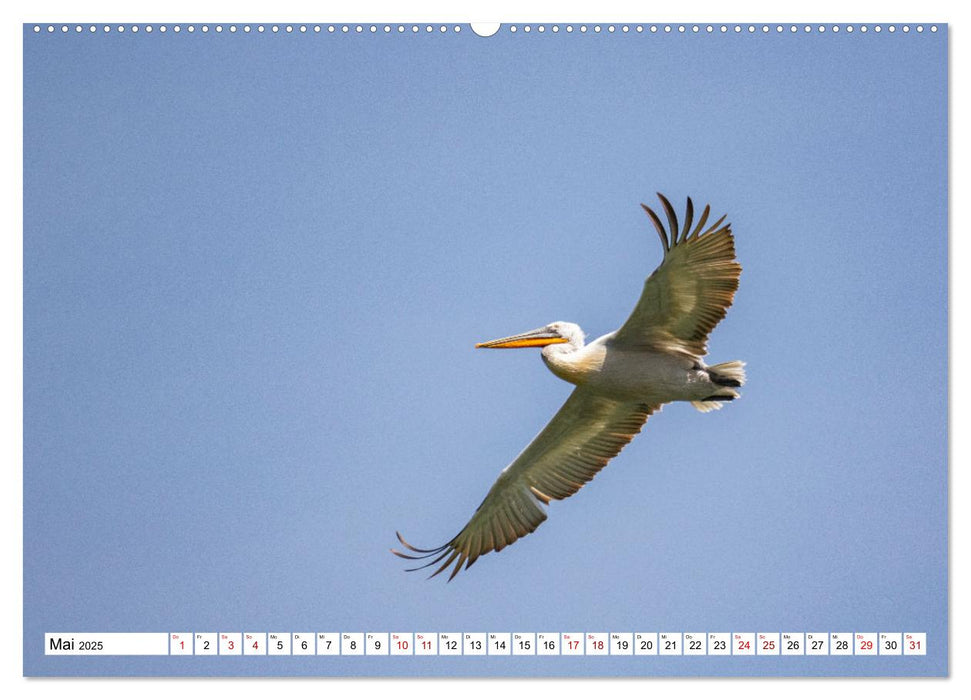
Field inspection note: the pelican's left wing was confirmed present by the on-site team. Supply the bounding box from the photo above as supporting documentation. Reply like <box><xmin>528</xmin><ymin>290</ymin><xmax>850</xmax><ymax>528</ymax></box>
<box><xmin>393</xmin><ymin>389</ymin><xmax>658</xmax><ymax>580</ymax></box>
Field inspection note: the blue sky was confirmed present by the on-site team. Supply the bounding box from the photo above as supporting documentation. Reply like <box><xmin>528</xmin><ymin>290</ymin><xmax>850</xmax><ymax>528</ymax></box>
<box><xmin>23</xmin><ymin>22</ymin><xmax>946</xmax><ymax>677</ymax></box>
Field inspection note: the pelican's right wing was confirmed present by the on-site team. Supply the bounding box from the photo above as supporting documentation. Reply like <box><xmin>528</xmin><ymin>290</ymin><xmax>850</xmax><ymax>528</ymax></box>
<box><xmin>613</xmin><ymin>194</ymin><xmax>741</xmax><ymax>357</ymax></box>
<box><xmin>393</xmin><ymin>389</ymin><xmax>658</xmax><ymax>580</ymax></box>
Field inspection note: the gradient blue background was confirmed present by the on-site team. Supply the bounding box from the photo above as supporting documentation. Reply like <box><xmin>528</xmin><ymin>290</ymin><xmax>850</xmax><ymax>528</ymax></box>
<box><xmin>23</xmin><ymin>23</ymin><xmax>947</xmax><ymax>676</ymax></box>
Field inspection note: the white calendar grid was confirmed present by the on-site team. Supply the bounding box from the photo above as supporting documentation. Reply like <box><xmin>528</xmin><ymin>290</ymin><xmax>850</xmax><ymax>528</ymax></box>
<box><xmin>44</xmin><ymin>632</ymin><xmax>927</xmax><ymax>657</ymax></box>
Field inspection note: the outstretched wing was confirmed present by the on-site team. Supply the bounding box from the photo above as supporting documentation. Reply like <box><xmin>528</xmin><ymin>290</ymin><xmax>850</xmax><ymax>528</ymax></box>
<box><xmin>613</xmin><ymin>193</ymin><xmax>741</xmax><ymax>357</ymax></box>
<box><xmin>393</xmin><ymin>389</ymin><xmax>658</xmax><ymax>580</ymax></box>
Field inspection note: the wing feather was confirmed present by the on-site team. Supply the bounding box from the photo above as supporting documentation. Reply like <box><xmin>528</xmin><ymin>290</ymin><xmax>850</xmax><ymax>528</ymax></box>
<box><xmin>680</xmin><ymin>196</ymin><xmax>694</xmax><ymax>243</ymax></box>
<box><xmin>614</xmin><ymin>194</ymin><xmax>740</xmax><ymax>356</ymax></box>
<box><xmin>393</xmin><ymin>389</ymin><xmax>658</xmax><ymax>580</ymax></box>
<box><xmin>658</xmin><ymin>193</ymin><xmax>680</xmax><ymax>246</ymax></box>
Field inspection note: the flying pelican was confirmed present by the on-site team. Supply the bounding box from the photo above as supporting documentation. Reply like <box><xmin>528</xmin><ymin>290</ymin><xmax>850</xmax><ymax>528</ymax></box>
<box><xmin>392</xmin><ymin>194</ymin><xmax>744</xmax><ymax>580</ymax></box>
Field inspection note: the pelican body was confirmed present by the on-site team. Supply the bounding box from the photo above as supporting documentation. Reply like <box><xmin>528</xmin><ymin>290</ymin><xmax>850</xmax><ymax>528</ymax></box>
<box><xmin>394</xmin><ymin>194</ymin><xmax>744</xmax><ymax>580</ymax></box>
<box><xmin>483</xmin><ymin>325</ymin><xmax>739</xmax><ymax>407</ymax></box>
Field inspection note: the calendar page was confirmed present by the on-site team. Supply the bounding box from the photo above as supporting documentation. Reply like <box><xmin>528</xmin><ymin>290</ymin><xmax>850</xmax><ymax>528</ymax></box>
<box><xmin>22</xmin><ymin>19</ymin><xmax>947</xmax><ymax>677</ymax></box>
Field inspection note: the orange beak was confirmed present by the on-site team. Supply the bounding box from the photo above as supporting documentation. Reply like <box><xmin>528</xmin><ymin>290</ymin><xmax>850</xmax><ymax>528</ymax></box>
<box><xmin>475</xmin><ymin>327</ymin><xmax>569</xmax><ymax>349</ymax></box>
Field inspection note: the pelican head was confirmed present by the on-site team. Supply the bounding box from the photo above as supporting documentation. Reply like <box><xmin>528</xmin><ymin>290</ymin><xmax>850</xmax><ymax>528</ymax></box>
<box><xmin>476</xmin><ymin>322</ymin><xmax>585</xmax><ymax>351</ymax></box>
